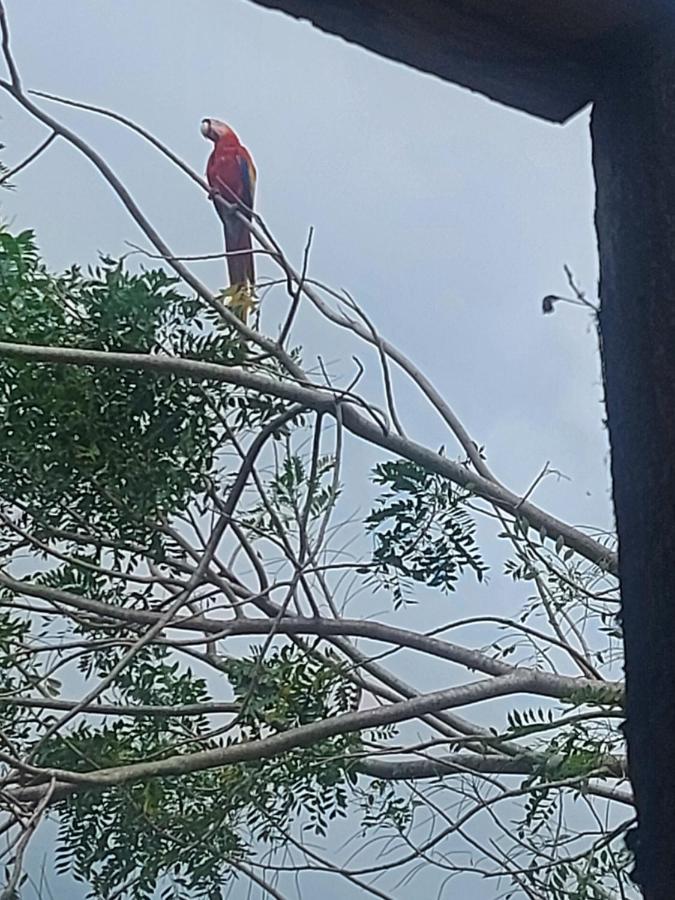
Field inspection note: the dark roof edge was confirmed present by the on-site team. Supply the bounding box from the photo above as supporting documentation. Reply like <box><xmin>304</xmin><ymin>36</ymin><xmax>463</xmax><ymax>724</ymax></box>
<box><xmin>249</xmin><ymin>0</ymin><xmax>596</xmax><ymax>122</ymax></box>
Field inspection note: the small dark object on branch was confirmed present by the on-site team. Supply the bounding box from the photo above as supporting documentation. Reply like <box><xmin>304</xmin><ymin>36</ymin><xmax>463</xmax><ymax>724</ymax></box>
<box><xmin>542</xmin><ymin>294</ymin><xmax>561</xmax><ymax>314</ymax></box>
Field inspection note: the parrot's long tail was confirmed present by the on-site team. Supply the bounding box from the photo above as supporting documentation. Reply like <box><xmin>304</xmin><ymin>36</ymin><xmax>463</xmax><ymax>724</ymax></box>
<box><xmin>223</xmin><ymin>216</ymin><xmax>255</xmax><ymax>291</ymax></box>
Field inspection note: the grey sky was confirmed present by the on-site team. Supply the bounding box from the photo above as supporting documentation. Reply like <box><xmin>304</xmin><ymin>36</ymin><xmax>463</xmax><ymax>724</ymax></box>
<box><xmin>1</xmin><ymin>0</ymin><xmax>612</xmax><ymax>897</ymax></box>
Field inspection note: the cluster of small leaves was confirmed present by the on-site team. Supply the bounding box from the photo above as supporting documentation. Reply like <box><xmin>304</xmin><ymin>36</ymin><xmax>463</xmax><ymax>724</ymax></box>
<box><xmin>0</xmin><ymin>609</ymin><xmax>31</xmax><ymax>688</ymax></box>
<box><xmin>499</xmin><ymin>699</ymin><xmax>629</xmax><ymax>897</ymax></box>
<box><xmin>506</xmin><ymin>703</ymin><xmax>621</xmax><ymax>738</ymax></box>
<box><xmin>0</xmin><ymin>560</ymin><xmax>194</xmax><ymax>742</ymax></box>
<box><xmin>358</xmin><ymin>778</ymin><xmax>415</xmax><ymax>835</ymax></box>
<box><xmin>502</xmin><ymin>515</ymin><xmax>618</xmax><ymax>583</ymax></box>
<box><xmin>364</xmin><ymin>459</ymin><xmax>487</xmax><ymax>607</ymax></box>
<box><xmin>0</xmin><ymin>228</ymin><xmax>249</xmax><ymax>546</ymax></box>
<box><xmin>244</xmin><ymin>450</ymin><xmax>337</xmax><ymax>535</ymax></box>
<box><xmin>505</xmin><ymin>823</ymin><xmax>634</xmax><ymax>900</ymax></box>
<box><xmin>537</xmin><ymin>844</ymin><xmax>634</xmax><ymax>900</ymax></box>
<box><xmin>502</xmin><ymin>520</ymin><xmax>621</xmax><ymax>672</ymax></box>
<box><xmin>239</xmin><ymin>736</ymin><xmax>359</xmax><ymax>843</ymax></box>
<box><xmin>515</xmin><ymin>730</ymin><xmax>619</xmax><ymax>839</ymax></box>
<box><xmin>509</xmin><ymin>702</ymin><xmax>622</xmax><ymax>783</ymax></box>
<box><xmin>563</xmin><ymin>683</ymin><xmax>624</xmax><ymax>710</ymax></box>
<box><xmin>47</xmin><ymin>761</ymin><xmax>245</xmax><ymax>899</ymax></box>
<box><xmin>32</xmin><ymin>655</ymin><xmax>234</xmax><ymax>898</ymax></box>
<box><xmin>224</xmin><ymin>644</ymin><xmax>359</xmax><ymax>737</ymax></box>
<box><xmin>29</xmin><ymin>560</ymin><xmax>129</xmax><ymax>612</ymax></box>
<box><xmin>506</xmin><ymin>704</ymin><xmax>559</xmax><ymax>737</ymax></box>
<box><xmin>510</xmin><ymin>778</ymin><xmax>633</xmax><ymax>898</ymax></box>
<box><xmin>220</xmin><ymin>647</ymin><xmax>363</xmax><ymax>838</ymax></box>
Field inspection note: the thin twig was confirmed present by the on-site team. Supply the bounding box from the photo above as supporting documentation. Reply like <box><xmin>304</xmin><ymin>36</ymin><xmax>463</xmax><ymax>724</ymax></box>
<box><xmin>0</xmin><ymin>131</ymin><xmax>56</xmax><ymax>184</ymax></box>
<box><xmin>278</xmin><ymin>225</ymin><xmax>313</xmax><ymax>347</ymax></box>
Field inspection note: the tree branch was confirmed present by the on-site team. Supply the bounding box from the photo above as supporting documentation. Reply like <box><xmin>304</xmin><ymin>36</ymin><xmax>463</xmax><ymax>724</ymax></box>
<box><xmin>357</xmin><ymin>752</ymin><xmax>626</xmax><ymax>782</ymax></box>
<box><xmin>0</xmin><ymin>572</ymin><xmax>622</xmax><ymax>702</ymax></box>
<box><xmin>0</xmin><ymin>339</ymin><xmax>617</xmax><ymax>573</ymax></box>
<box><xmin>0</xmin><ymin>696</ymin><xmax>238</xmax><ymax>718</ymax></box>
<box><xmin>11</xmin><ymin>670</ymin><xmax>602</xmax><ymax>805</ymax></box>
<box><xmin>0</xmin><ymin>131</ymin><xmax>56</xmax><ymax>185</ymax></box>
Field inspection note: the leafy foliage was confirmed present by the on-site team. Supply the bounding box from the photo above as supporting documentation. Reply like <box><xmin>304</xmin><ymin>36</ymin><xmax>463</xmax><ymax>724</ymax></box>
<box><xmin>359</xmin><ymin>778</ymin><xmax>415</xmax><ymax>834</ymax></box>
<box><xmin>0</xmin><ymin>229</ymin><xmax>371</xmax><ymax>896</ymax></box>
<box><xmin>47</xmin><ymin>756</ymin><xmax>245</xmax><ymax>899</ymax></box>
<box><xmin>0</xmin><ymin>224</ymin><xmax>630</xmax><ymax>899</ymax></box>
<box><xmin>0</xmin><ymin>229</ymin><xmax>247</xmax><ymax>545</ymax></box>
<box><xmin>365</xmin><ymin>459</ymin><xmax>487</xmax><ymax>606</ymax></box>
<box><xmin>537</xmin><ymin>846</ymin><xmax>634</xmax><ymax>900</ymax></box>
<box><xmin>36</xmin><ymin>647</ymin><xmax>363</xmax><ymax>899</ymax></box>
<box><xmin>244</xmin><ymin>450</ymin><xmax>337</xmax><ymax>535</ymax></box>
<box><xmin>225</xmin><ymin>644</ymin><xmax>359</xmax><ymax>735</ymax></box>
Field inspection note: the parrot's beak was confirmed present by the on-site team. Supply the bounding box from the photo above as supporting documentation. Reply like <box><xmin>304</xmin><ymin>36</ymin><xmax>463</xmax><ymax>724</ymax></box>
<box><xmin>200</xmin><ymin>119</ymin><xmax>211</xmax><ymax>139</ymax></box>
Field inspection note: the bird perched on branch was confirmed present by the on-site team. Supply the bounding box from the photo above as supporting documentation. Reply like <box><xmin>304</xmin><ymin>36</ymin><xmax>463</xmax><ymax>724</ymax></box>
<box><xmin>201</xmin><ymin>118</ymin><xmax>256</xmax><ymax>321</ymax></box>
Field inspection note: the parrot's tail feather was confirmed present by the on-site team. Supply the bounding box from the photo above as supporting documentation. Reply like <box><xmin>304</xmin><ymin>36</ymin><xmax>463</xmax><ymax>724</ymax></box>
<box><xmin>223</xmin><ymin>218</ymin><xmax>255</xmax><ymax>290</ymax></box>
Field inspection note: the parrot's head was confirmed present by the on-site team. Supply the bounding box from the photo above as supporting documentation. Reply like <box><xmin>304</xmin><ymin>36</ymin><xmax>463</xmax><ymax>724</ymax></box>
<box><xmin>201</xmin><ymin>118</ymin><xmax>235</xmax><ymax>143</ymax></box>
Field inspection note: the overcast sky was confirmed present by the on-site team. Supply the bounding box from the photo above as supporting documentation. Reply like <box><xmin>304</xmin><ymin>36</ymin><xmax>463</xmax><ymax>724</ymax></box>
<box><xmin>1</xmin><ymin>1</ymin><xmax>611</xmax><ymax>897</ymax></box>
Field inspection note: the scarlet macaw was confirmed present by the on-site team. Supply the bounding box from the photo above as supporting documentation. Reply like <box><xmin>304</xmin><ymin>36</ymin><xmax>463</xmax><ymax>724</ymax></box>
<box><xmin>201</xmin><ymin>118</ymin><xmax>256</xmax><ymax>318</ymax></box>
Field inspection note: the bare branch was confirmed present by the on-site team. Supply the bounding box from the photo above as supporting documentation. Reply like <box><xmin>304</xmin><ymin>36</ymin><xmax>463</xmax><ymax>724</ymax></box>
<box><xmin>0</xmin><ymin>1</ymin><xmax>21</xmax><ymax>90</ymax></box>
<box><xmin>0</xmin><ymin>131</ymin><xmax>56</xmax><ymax>185</ymax></box>
<box><xmin>0</xmin><ymin>573</ymin><xmax>622</xmax><ymax>702</ymax></box>
<box><xmin>1</xmin><ymin>696</ymin><xmax>238</xmax><ymax>718</ymax></box>
<box><xmin>358</xmin><ymin>752</ymin><xmax>626</xmax><ymax>783</ymax></box>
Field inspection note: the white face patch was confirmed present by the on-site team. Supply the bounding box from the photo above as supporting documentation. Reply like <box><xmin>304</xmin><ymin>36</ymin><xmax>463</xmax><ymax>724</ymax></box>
<box><xmin>200</xmin><ymin>118</ymin><xmax>234</xmax><ymax>143</ymax></box>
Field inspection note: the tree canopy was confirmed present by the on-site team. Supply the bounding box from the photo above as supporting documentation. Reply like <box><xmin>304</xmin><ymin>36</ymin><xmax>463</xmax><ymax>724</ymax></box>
<box><xmin>0</xmin><ymin>4</ymin><xmax>632</xmax><ymax>898</ymax></box>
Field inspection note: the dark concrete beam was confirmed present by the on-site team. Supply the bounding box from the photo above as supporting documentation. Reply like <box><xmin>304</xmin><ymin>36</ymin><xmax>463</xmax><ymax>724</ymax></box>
<box><xmin>592</xmin><ymin>22</ymin><xmax>675</xmax><ymax>898</ymax></box>
<box><xmin>249</xmin><ymin>0</ymin><xmax>665</xmax><ymax>121</ymax></box>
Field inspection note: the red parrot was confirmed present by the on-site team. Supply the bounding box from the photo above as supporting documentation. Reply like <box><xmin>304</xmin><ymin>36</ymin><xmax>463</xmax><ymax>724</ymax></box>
<box><xmin>201</xmin><ymin>118</ymin><xmax>257</xmax><ymax>313</ymax></box>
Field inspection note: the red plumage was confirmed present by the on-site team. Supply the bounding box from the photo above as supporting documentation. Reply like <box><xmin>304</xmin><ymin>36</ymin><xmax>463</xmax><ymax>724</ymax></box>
<box><xmin>202</xmin><ymin>118</ymin><xmax>256</xmax><ymax>294</ymax></box>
